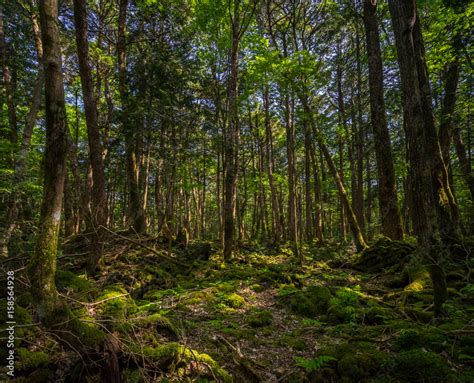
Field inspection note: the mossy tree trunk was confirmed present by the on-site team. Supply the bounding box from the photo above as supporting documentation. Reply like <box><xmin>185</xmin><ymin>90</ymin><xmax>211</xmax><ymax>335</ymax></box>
<box><xmin>30</xmin><ymin>0</ymin><xmax>68</xmax><ymax>321</ymax></box>
<box><xmin>388</xmin><ymin>0</ymin><xmax>448</xmax><ymax>315</ymax></box>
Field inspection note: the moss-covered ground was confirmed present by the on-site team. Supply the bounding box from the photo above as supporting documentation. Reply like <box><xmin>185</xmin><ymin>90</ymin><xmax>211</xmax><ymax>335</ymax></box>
<box><xmin>1</xmin><ymin>234</ymin><xmax>473</xmax><ymax>382</ymax></box>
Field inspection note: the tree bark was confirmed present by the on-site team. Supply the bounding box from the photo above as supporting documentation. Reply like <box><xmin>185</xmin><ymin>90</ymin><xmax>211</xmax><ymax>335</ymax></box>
<box><xmin>73</xmin><ymin>0</ymin><xmax>107</xmax><ymax>272</ymax></box>
<box><xmin>223</xmin><ymin>0</ymin><xmax>241</xmax><ymax>261</ymax></box>
<box><xmin>30</xmin><ymin>0</ymin><xmax>68</xmax><ymax>321</ymax></box>
<box><xmin>411</xmin><ymin>16</ymin><xmax>461</xmax><ymax>240</ymax></box>
<box><xmin>388</xmin><ymin>0</ymin><xmax>448</xmax><ymax>314</ymax></box>
<box><xmin>363</xmin><ymin>0</ymin><xmax>403</xmax><ymax>240</ymax></box>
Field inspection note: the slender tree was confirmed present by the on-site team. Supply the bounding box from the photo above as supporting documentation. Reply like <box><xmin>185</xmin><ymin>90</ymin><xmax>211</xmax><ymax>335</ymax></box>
<box><xmin>73</xmin><ymin>0</ymin><xmax>107</xmax><ymax>272</ymax></box>
<box><xmin>117</xmin><ymin>0</ymin><xmax>146</xmax><ymax>233</ymax></box>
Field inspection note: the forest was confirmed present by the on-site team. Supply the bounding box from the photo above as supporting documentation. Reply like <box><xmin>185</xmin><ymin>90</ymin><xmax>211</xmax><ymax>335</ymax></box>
<box><xmin>0</xmin><ymin>0</ymin><xmax>473</xmax><ymax>381</ymax></box>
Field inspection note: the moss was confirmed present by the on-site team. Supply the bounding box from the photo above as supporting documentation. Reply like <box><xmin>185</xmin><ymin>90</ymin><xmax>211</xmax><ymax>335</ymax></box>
<box><xmin>139</xmin><ymin>343</ymin><xmax>232</xmax><ymax>382</ymax></box>
<box><xmin>394</xmin><ymin>349</ymin><xmax>453</xmax><ymax>382</ymax></box>
<box><xmin>337</xmin><ymin>350</ymin><xmax>388</xmax><ymax>381</ymax></box>
<box><xmin>250</xmin><ymin>283</ymin><xmax>265</xmax><ymax>292</ymax></box>
<box><xmin>326</xmin><ymin>288</ymin><xmax>359</xmax><ymax>324</ymax></box>
<box><xmin>182</xmin><ymin>290</ymin><xmax>215</xmax><ymax>305</ymax></box>
<box><xmin>364</xmin><ymin>305</ymin><xmax>393</xmax><ymax>325</ymax></box>
<box><xmin>97</xmin><ymin>285</ymin><xmax>136</xmax><ymax>320</ymax></box>
<box><xmin>223</xmin><ymin>327</ymin><xmax>255</xmax><ymax>340</ymax></box>
<box><xmin>222</xmin><ymin>293</ymin><xmax>245</xmax><ymax>308</ymax></box>
<box><xmin>394</xmin><ymin>328</ymin><xmax>423</xmax><ymax>350</ymax></box>
<box><xmin>282</xmin><ymin>285</ymin><xmax>332</xmax><ymax>318</ymax></box>
<box><xmin>280</xmin><ymin>335</ymin><xmax>307</xmax><ymax>350</ymax></box>
<box><xmin>17</xmin><ymin>348</ymin><xmax>49</xmax><ymax>371</ymax></box>
<box><xmin>0</xmin><ymin>300</ymin><xmax>34</xmax><ymax>345</ymax></box>
<box><xmin>404</xmin><ymin>307</ymin><xmax>434</xmax><ymax>323</ymax></box>
<box><xmin>55</xmin><ymin>270</ymin><xmax>93</xmax><ymax>294</ymax></box>
<box><xmin>352</xmin><ymin>236</ymin><xmax>415</xmax><ymax>273</ymax></box>
<box><xmin>289</xmin><ymin>291</ymin><xmax>319</xmax><ymax>317</ymax></box>
<box><xmin>405</xmin><ymin>267</ymin><xmax>432</xmax><ymax>292</ymax></box>
<box><xmin>246</xmin><ymin>309</ymin><xmax>273</xmax><ymax>327</ymax></box>
<box><xmin>316</xmin><ymin>341</ymin><xmax>389</xmax><ymax>381</ymax></box>
<box><xmin>306</xmin><ymin>285</ymin><xmax>332</xmax><ymax>312</ymax></box>
<box><xmin>326</xmin><ymin>304</ymin><xmax>349</xmax><ymax>324</ymax></box>
<box><xmin>122</xmin><ymin>368</ymin><xmax>145</xmax><ymax>383</ymax></box>
<box><xmin>70</xmin><ymin>317</ymin><xmax>106</xmax><ymax>347</ymax></box>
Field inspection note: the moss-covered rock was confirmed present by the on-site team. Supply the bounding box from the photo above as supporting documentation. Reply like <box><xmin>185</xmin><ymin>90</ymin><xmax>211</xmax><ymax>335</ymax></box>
<box><xmin>16</xmin><ymin>348</ymin><xmax>49</xmax><ymax>371</ymax></box>
<box><xmin>352</xmin><ymin>236</ymin><xmax>415</xmax><ymax>273</ymax></box>
<box><xmin>97</xmin><ymin>285</ymin><xmax>136</xmax><ymax>320</ymax></box>
<box><xmin>394</xmin><ymin>349</ymin><xmax>453</xmax><ymax>382</ymax></box>
<box><xmin>315</xmin><ymin>341</ymin><xmax>389</xmax><ymax>382</ymax></box>
<box><xmin>55</xmin><ymin>270</ymin><xmax>93</xmax><ymax>294</ymax></box>
<box><xmin>280</xmin><ymin>285</ymin><xmax>333</xmax><ymax>318</ymax></box>
<box><xmin>363</xmin><ymin>305</ymin><xmax>393</xmax><ymax>325</ymax></box>
<box><xmin>337</xmin><ymin>349</ymin><xmax>388</xmax><ymax>381</ymax></box>
<box><xmin>246</xmin><ymin>309</ymin><xmax>273</xmax><ymax>327</ymax></box>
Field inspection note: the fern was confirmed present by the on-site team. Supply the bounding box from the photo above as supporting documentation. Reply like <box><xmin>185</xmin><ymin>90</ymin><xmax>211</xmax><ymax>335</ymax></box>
<box><xmin>294</xmin><ymin>355</ymin><xmax>337</xmax><ymax>372</ymax></box>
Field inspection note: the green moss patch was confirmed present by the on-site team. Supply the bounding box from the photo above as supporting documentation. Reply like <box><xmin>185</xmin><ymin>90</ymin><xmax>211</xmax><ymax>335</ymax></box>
<box><xmin>394</xmin><ymin>349</ymin><xmax>453</xmax><ymax>382</ymax></box>
<box><xmin>246</xmin><ymin>309</ymin><xmax>273</xmax><ymax>327</ymax></box>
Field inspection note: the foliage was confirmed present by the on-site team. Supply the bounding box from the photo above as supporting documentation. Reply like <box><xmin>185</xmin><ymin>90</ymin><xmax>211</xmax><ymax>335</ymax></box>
<box><xmin>294</xmin><ymin>355</ymin><xmax>336</xmax><ymax>372</ymax></box>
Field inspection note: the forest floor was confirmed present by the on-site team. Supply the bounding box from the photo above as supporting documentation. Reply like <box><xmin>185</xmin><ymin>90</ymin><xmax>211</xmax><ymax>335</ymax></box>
<box><xmin>1</xmin><ymin>233</ymin><xmax>473</xmax><ymax>382</ymax></box>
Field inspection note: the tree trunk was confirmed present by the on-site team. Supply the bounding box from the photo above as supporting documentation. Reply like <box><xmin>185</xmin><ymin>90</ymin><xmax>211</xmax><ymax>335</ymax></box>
<box><xmin>363</xmin><ymin>0</ymin><xmax>403</xmax><ymax>240</ymax></box>
<box><xmin>284</xmin><ymin>91</ymin><xmax>300</xmax><ymax>261</ymax></box>
<box><xmin>388</xmin><ymin>0</ymin><xmax>448</xmax><ymax>314</ymax></box>
<box><xmin>454</xmin><ymin>128</ymin><xmax>474</xmax><ymax>202</ymax></box>
<box><xmin>117</xmin><ymin>0</ymin><xmax>146</xmax><ymax>233</ymax></box>
<box><xmin>223</xmin><ymin>0</ymin><xmax>241</xmax><ymax>261</ymax></box>
<box><xmin>411</xmin><ymin>16</ymin><xmax>461</xmax><ymax>240</ymax></box>
<box><xmin>30</xmin><ymin>0</ymin><xmax>68</xmax><ymax>321</ymax></box>
<box><xmin>264</xmin><ymin>86</ymin><xmax>282</xmax><ymax>245</ymax></box>
<box><xmin>302</xmin><ymin>96</ymin><xmax>367</xmax><ymax>251</ymax></box>
<box><xmin>304</xmin><ymin>121</ymin><xmax>313</xmax><ymax>243</ymax></box>
<box><xmin>73</xmin><ymin>0</ymin><xmax>107</xmax><ymax>272</ymax></box>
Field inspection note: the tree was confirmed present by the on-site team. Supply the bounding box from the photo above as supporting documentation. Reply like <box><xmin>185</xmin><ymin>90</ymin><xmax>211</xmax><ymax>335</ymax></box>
<box><xmin>1</xmin><ymin>2</ymin><xmax>43</xmax><ymax>257</ymax></box>
<box><xmin>388</xmin><ymin>0</ymin><xmax>449</xmax><ymax>314</ymax></box>
<box><xmin>29</xmin><ymin>0</ymin><xmax>68</xmax><ymax>322</ymax></box>
<box><xmin>362</xmin><ymin>0</ymin><xmax>403</xmax><ymax>240</ymax></box>
<box><xmin>73</xmin><ymin>0</ymin><xmax>107</xmax><ymax>272</ymax></box>
<box><xmin>117</xmin><ymin>0</ymin><xmax>146</xmax><ymax>233</ymax></box>
<box><xmin>223</xmin><ymin>0</ymin><xmax>255</xmax><ymax>261</ymax></box>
